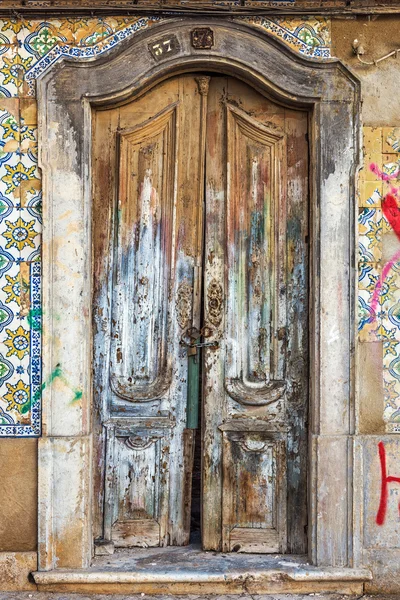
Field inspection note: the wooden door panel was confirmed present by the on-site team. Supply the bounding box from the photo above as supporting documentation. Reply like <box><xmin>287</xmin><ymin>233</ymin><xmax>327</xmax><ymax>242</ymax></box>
<box><xmin>93</xmin><ymin>75</ymin><xmax>206</xmax><ymax>548</ymax></box>
<box><xmin>220</xmin><ymin>428</ymin><xmax>286</xmax><ymax>553</ymax></box>
<box><xmin>203</xmin><ymin>77</ymin><xmax>308</xmax><ymax>553</ymax></box>
<box><xmin>224</xmin><ymin>103</ymin><xmax>286</xmax><ymax>406</ymax></box>
<box><xmin>104</xmin><ymin>425</ymin><xmax>169</xmax><ymax>547</ymax></box>
<box><xmin>110</xmin><ymin>105</ymin><xmax>177</xmax><ymax>401</ymax></box>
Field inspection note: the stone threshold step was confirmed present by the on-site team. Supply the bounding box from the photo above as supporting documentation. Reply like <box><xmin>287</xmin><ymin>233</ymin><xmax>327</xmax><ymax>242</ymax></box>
<box><xmin>33</xmin><ymin>566</ymin><xmax>372</xmax><ymax>595</ymax></box>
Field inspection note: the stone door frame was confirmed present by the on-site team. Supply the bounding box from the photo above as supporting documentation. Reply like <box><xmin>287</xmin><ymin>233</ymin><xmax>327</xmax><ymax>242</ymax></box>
<box><xmin>36</xmin><ymin>18</ymin><xmax>360</xmax><ymax>570</ymax></box>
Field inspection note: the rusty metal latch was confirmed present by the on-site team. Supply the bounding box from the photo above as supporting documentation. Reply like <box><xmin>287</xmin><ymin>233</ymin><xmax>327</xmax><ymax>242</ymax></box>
<box><xmin>181</xmin><ymin>326</ymin><xmax>219</xmax><ymax>430</ymax></box>
<box><xmin>180</xmin><ymin>326</ymin><xmax>219</xmax><ymax>357</ymax></box>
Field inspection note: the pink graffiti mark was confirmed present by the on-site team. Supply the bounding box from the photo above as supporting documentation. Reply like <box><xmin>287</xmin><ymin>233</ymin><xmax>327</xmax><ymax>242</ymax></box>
<box><xmin>376</xmin><ymin>441</ymin><xmax>400</xmax><ymax>526</ymax></box>
<box><xmin>370</xmin><ymin>193</ymin><xmax>400</xmax><ymax>317</ymax></box>
<box><xmin>370</xmin><ymin>249</ymin><xmax>400</xmax><ymax>317</ymax></box>
<box><xmin>370</xmin><ymin>163</ymin><xmax>400</xmax><ymax>182</ymax></box>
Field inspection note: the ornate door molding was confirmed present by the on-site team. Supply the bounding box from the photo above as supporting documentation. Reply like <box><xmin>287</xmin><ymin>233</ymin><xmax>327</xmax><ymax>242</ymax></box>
<box><xmin>36</xmin><ymin>18</ymin><xmax>360</xmax><ymax>570</ymax></box>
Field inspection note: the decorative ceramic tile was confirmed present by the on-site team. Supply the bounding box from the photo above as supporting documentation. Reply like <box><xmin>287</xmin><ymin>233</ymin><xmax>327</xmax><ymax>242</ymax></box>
<box><xmin>0</xmin><ymin>260</ymin><xmax>40</xmax><ymax>435</ymax></box>
<box><xmin>238</xmin><ymin>16</ymin><xmax>331</xmax><ymax>58</ymax></box>
<box><xmin>384</xmin><ymin>368</ymin><xmax>400</xmax><ymax>423</ymax></box>
<box><xmin>383</xmin><ymin>329</ymin><xmax>400</xmax><ymax>369</ymax></box>
<box><xmin>359</xmin><ymin>207</ymin><xmax>382</xmax><ymax>263</ymax></box>
<box><xmin>18</xmin><ymin>20</ymin><xmax>74</xmax><ymax>61</ymax></box>
<box><xmin>382</xmin><ymin>154</ymin><xmax>400</xmax><ymax>179</ymax></box>
<box><xmin>0</xmin><ymin>208</ymin><xmax>41</xmax><ymax>262</ymax></box>
<box><xmin>364</xmin><ymin>127</ymin><xmax>383</xmax><ymax>154</ymax></box>
<box><xmin>0</xmin><ymin>45</ymin><xmax>22</xmax><ymax>97</ymax></box>
<box><xmin>73</xmin><ymin>17</ymin><xmax>108</xmax><ymax>47</ymax></box>
<box><xmin>24</xmin><ymin>16</ymin><xmax>162</xmax><ymax>96</ymax></box>
<box><xmin>358</xmin><ymin>181</ymin><xmax>383</xmax><ymax>208</ymax></box>
<box><xmin>0</xmin><ymin>151</ymin><xmax>39</xmax><ymax>204</ymax></box>
<box><xmin>359</xmin><ymin>288</ymin><xmax>379</xmax><ymax>342</ymax></box>
<box><xmin>383</xmin><ymin>127</ymin><xmax>400</xmax><ymax>154</ymax></box>
<box><xmin>359</xmin><ymin>261</ymin><xmax>376</xmax><ymax>288</ymax></box>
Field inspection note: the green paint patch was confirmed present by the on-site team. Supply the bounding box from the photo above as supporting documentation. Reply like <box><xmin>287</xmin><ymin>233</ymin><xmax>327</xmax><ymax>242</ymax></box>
<box><xmin>71</xmin><ymin>389</ymin><xmax>83</xmax><ymax>404</ymax></box>
<box><xmin>32</xmin><ymin>363</ymin><xmax>83</xmax><ymax>406</ymax></box>
<box><xmin>20</xmin><ymin>401</ymin><xmax>31</xmax><ymax>415</ymax></box>
<box><xmin>49</xmin><ymin>363</ymin><xmax>62</xmax><ymax>382</ymax></box>
<box><xmin>27</xmin><ymin>307</ymin><xmax>42</xmax><ymax>331</ymax></box>
<box><xmin>32</xmin><ymin>363</ymin><xmax>62</xmax><ymax>404</ymax></box>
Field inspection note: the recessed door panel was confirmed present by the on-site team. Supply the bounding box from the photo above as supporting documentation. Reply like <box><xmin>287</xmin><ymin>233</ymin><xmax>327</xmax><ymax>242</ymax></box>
<box><xmin>110</xmin><ymin>106</ymin><xmax>177</xmax><ymax>402</ymax></box>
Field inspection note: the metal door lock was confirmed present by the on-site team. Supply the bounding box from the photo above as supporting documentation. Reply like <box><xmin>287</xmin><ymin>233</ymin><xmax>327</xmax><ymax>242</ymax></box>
<box><xmin>180</xmin><ymin>326</ymin><xmax>219</xmax><ymax>353</ymax></box>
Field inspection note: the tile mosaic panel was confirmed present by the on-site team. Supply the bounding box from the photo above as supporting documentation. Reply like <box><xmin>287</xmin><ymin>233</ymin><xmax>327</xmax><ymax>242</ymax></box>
<box><xmin>0</xmin><ymin>14</ymin><xmax>331</xmax><ymax>436</ymax></box>
<box><xmin>237</xmin><ymin>16</ymin><xmax>331</xmax><ymax>58</ymax></box>
<box><xmin>358</xmin><ymin>126</ymin><xmax>400</xmax><ymax>430</ymax></box>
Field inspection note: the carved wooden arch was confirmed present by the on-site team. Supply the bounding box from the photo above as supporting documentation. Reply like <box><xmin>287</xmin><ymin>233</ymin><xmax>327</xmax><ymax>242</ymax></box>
<box><xmin>37</xmin><ymin>18</ymin><xmax>360</xmax><ymax>571</ymax></box>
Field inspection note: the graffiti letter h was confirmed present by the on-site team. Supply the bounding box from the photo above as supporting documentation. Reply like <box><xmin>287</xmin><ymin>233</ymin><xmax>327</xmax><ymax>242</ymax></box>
<box><xmin>376</xmin><ymin>441</ymin><xmax>400</xmax><ymax>525</ymax></box>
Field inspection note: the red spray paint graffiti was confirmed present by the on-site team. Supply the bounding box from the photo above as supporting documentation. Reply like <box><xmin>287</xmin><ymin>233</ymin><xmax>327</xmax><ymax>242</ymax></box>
<box><xmin>368</xmin><ymin>164</ymin><xmax>400</xmax><ymax>318</ymax></box>
<box><xmin>370</xmin><ymin>192</ymin><xmax>400</xmax><ymax>315</ymax></box>
<box><xmin>376</xmin><ymin>441</ymin><xmax>400</xmax><ymax>526</ymax></box>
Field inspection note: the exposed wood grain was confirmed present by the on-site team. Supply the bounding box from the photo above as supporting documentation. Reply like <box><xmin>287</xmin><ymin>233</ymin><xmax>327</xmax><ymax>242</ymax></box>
<box><xmin>112</xmin><ymin>520</ymin><xmax>160</xmax><ymax>548</ymax></box>
<box><xmin>221</xmin><ymin>432</ymin><xmax>287</xmax><ymax>553</ymax></box>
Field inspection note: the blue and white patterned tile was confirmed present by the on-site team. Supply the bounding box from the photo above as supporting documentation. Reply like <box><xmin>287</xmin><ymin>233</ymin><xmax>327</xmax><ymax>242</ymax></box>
<box><xmin>1</xmin><ymin>208</ymin><xmax>40</xmax><ymax>261</ymax></box>
<box><xmin>359</xmin><ymin>288</ymin><xmax>379</xmax><ymax>342</ymax></box>
<box><xmin>0</xmin><ymin>152</ymin><xmax>39</xmax><ymax>204</ymax></box>
<box><xmin>18</xmin><ymin>19</ymin><xmax>72</xmax><ymax>63</ymax></box>
<box><xmin>237</xmin><ymin>16</ymin><xmax>331</xmax><ymax>59</ymax></box>
<box><xmin>0</xmin><ymin>260</ymin><xmax>40</xmax><ymax>436</ymax></box>
<box><xmin>0</xmin><ymin>45</ymin><xmax>22</xmax><ymax>98</ymax></box>
<box><xmin>24</xmin><ymin>16</ymin><xmax>161</xmax><ymax>97</ymax></box>
<box><xmin>359</xmin><ymin>207</ymin><xmax>382</xmax><ymax>263</ymax></box>
<box><xmin>359</xmin><ymin>261</ymin><xmax>379</xmax><ymax>291</ymax></box>
<box><xmin>384</xmin><ymin>368</ymin><xmax>400</xmax><ymax>423</ymax></box>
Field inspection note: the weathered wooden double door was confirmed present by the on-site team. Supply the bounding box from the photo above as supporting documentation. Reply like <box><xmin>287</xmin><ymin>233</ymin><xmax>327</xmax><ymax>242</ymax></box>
<box><xmin>92</xmin><ymin>74</ymin><xmax>309</xmax><ymax>554</ymax></box>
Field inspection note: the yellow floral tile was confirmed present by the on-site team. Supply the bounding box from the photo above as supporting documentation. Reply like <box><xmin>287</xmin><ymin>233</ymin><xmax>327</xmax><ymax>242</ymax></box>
<box><xmin>382</xmin><ymin>153</ymin><xmax>400</xmax><ymax>179</ymax></box>
<box><xmin>2</xmin><ymin>209</ymin><xmax>41</xmax><ymax>261</ymax></box>
<box><xmin>364</xmin><ymin>126</ymin><xmax>383</xmax><ymax>154</ymax></box>
<box><xmin>73</xmin><ymin>17</ymin><xmax>107</xmax><ymax>47</ymax></box>
<box><xmin>358</xmin><ymin>180</ymin><xmax>383</xmax><ymax>208</ymax></box>
<box><xmin>383</xmin><ymin>368</ymin><xmax>400</xmax><ymax>418</ymax></box>
<box><xmin>19</xmin><ymin>98</ymin><xmax>37</xmax><ymax>126</ymax></box>
<box><xmin>0</xmin><ymin>46</ymin><xmax>22</xmax><ymax>97</ymax></box>
<box><xmin>0</xmin><ymin>18</ymin><xmax>24</xmax><ymax>36</ymax></box>
<box><xmin>359</xmin><ymin>287</ymin><xmax>380</xmax><ymax>342</ymax></box>
<box><xmin>359</xmin><ymin>260</ymin><xmax>380</xmax><ymax>292</ymax></box>
<box><xmin>102</xmin><ymin>16</ymin><xmax>136</xmax><ymax>32</ymax></box>
<box><xmin>360</xmin><ymin>153</ymin><xmax>383</xmax><ymax>183</ymax></box>
<box><xmin>359</xmin><ymin>207</ymin><xmax>383</xmax><ymax>263</ymax></box>
<box><xmin>383</xmin><ymin>127</ymin><xmax>400</xmax><ymax>154</ymax></box>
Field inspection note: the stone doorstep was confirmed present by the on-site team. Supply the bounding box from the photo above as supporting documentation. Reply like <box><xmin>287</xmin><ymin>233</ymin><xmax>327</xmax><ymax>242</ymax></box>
<box><xmin>32</xmin><ymin>566</ymin><xmax>372</xmax><ymax>595</ymax></box>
